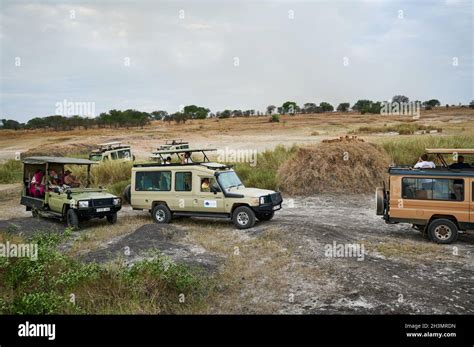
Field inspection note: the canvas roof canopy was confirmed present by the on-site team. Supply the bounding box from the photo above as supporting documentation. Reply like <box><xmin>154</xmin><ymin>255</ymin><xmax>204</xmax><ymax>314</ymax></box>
<box><xmin>22</xmin><ymin>156</ymin><xmax>96</xmax><ymax>165</ymax></box>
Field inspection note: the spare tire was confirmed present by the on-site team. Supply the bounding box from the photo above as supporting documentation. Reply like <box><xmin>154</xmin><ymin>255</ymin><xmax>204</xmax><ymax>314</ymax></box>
<box><xmin>123</xmin><ymin>184</ymin><xmax>131</xmax><ymax>204</ymax></box>
<box><xmin>375</xmin><ymin>187</ymin><xmax>385</xmax><ymax>215</ymax></box>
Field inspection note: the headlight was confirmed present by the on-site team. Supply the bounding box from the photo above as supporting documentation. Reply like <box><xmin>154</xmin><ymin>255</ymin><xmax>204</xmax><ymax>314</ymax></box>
<box><xmin>113</xmin><ymin>198</ymin><xmax>121</xmax><ymax>206</ymax></box>
<box><xmin>78</xmin><ymin>200</ymin><xmax>89</xmax><ymax>208</ymax></box>
<box><xmin>259</xmin><ymin>196</ymin><xmax>265</xmax><ymax>204</ymax></box>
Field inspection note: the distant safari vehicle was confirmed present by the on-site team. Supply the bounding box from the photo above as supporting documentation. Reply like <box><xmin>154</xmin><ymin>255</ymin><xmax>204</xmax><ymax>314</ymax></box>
<box><xmin>124</xmin><ymin>148</ymin><xmax>283</xmax><ymax>229</ymax></box>
<box><xmin>376</xmin><ymin>149</ymin><xmax>474</xmax><ymax>244</ymax></box>
<box><xmin>89</xmin><ymin>141</ymin><xmax>134</xmax><ymax>162</ymax></box>
<box><xmin>150</xmin><ymin>139</ymin><xmax>189</xmax><ymax>159</ymax></box>
<box><xmin>21</xmin><ymin>156</ymin><xmax>121</xmax><ymax>229</ymax></box>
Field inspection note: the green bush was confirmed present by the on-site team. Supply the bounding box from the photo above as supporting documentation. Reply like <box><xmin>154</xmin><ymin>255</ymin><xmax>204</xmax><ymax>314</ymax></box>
<box><xmin>379</xmin><ymin>135</ymin><xmax>474</xmax><ymax>165</ymax></box>
<box><xmin>233</xmin><ymin>145</ymin><xmax>298</xmax><ymax>190</ymax></box>
<box><xmin>270</xmin><ymin>114</ymin><xmax>280</xmax><ymax>123</ymax></box>
<box><xmin>0</xmin><ymin>159</ymin><xmax>22</xmax><ymax>184</ymax></box>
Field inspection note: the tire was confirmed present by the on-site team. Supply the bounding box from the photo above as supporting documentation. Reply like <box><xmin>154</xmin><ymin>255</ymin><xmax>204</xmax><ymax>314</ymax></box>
<box><xmin>151</xmin><ymin>204</ymin><xmax>172</xmax><ymax>224</ymax></box>
<box><xmin>106</xmin><ymin>213</ymin><xmax>117</xmax><ymax>224</ymax></box>
<box><xmin>66</xmin><ymin>209</ymin><xmax>79</xmax><ymax>230</ymax></box>
<box><xmin>232</xmin><ymin>206</ymin><xmax>256</xmax><ymax>229</ymax></box>
<box><xmin>31</xmin><ymin>209</ymin><xmax>39</xmax><ymax>218</ymax></box>
<box><xmin>123</xmin><ymin>184</ymin><xmax>131</xmax><ymax>204</ymax></box>
<box><xmin>427</xmin><ymin>218</ymin><xmax>458</xmax><ymax>244</ymax></box>
<box><xmin>256</xmin><ymin>211</ymin><xmax>274</xmax><ymax>221</ymax></box>
<box><xmin>375</xmin><ymin>187</ymin><xmax>385</xmax><ymax>215</ymax></box>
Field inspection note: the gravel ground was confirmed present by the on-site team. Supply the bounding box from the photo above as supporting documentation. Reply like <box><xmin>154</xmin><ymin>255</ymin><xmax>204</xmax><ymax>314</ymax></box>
<box><xmin>1</xmin><ymin>194</ymin><xmax>472</xmax><ymax>314</ymax></box>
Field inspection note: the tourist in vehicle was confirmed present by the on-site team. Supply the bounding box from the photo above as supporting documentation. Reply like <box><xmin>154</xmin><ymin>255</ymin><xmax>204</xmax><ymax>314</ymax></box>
<box><xmin>414</xmin><ymin>154</ymin><xmax>435</xmax><ymax>169</ymax></box>
<box><xmin>30</xmin><ymin>169</ymin><xmax>45</xmax><ymax>197</ymax></box>
<box><xmin>449</xmin><ymin>156</ymin><xmax>471</xmax><ymax>169</ymax></box>
<box><xmin>48</xmin><ymin>169</ymin><xmax>60</xmax><ymax>186</ymax></box>
<box><xmin>181</xmin><ymin>152</ymin><xmax>193</xmax><ymax>164</ymax></box>
<box><xmin>163</xmin><ymin>156</ymin><xmax>172</xmax><ymax>165</ymax></box>
<box><xmin>201</xmin><ymin>178</ymin><xmax>210</xmax><ymax>192</ymax></box>
<box><xmin>63</xmin><ymin>170</ymin><xmax>80</xmax><ymax>187</ymax></box>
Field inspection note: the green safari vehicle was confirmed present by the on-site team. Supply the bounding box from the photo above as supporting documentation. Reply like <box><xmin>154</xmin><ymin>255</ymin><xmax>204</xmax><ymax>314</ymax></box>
<box><xmin>21</xmin><ymin>156</ymin><xmax>122</xmax><ymax>229</ymax></box>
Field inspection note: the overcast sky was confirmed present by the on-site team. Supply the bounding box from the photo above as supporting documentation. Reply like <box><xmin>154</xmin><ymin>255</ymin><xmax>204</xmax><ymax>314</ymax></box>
<box><xmin>0</xmin><ymin>0</ymin><xmax>472</xmax><ymax>122</ymax></box>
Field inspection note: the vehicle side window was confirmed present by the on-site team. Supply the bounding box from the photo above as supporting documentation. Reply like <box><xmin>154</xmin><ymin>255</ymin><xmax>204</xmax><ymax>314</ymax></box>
<box><xmin>135</xmin><ymin>171</ymin><xmax>171</xmax><ymax>191</ymax></box>
<box><xmin>175</xmin><ymin>172</ymin><xmax>192</xmax><ymax>191</ymax></box>
<box><xmin>110</xmin><ymin>151</ymin><xmax>118</xmax><ymax>160</ymax></box>
<box><xmin>402</xmin><ymin>178</ymin><xmax>464</xmax><ymax>201</ymax></box>
<box><xmin>118</xmin><ymin>150</ymin><xmax>131</xmax><ymax>159</ymax></box>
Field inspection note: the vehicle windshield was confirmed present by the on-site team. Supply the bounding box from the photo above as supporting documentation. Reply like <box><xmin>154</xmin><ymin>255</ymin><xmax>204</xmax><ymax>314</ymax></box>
<box><xmin>218</xmin><ymin>171</ymin><xmax>244</xmax><ymax>190</ymax></box>
<box><xmin>89</xmin><ymin>154</ymin><xmax>102</xmax><ymax>161</ymax></box>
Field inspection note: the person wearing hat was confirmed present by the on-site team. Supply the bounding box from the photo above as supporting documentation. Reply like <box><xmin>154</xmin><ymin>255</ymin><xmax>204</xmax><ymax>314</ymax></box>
<box><xmin>64</xmin><ymin>169</ymin><xmax>80</xmax><ymax>187</ymax></box>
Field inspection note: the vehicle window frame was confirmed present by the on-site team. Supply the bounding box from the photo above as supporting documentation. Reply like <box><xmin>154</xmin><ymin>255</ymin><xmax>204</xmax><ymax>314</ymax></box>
<box><xmin>135</xmin><ymin>170</ymin><xmax>171</xmax><ymax>192</ymax></box>
<box><xmin>175</xmin><ymin>171</ymin><xmax>193</xmax><ymax>192</ymax></box>
<box><xmin>401</xmin><ymin>177</ymin><xmax>465</xmax><ymax>202</ymax></box>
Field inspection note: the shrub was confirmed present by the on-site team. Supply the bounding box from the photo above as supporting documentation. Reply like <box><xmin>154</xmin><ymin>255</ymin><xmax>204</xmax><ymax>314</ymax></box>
<box><xmin>0</xmin><ymin>159</ymin><xmax>22</xmax><ymax>184</ymax></box>
<box><xmin>270</xmin><ymin>114</ymin><xmax>280</xmax><ymax>123</ymax></box>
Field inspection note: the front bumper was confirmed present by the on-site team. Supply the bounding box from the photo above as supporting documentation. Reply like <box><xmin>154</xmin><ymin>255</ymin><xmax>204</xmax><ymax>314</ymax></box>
<box><xmin>252</xmin><ymin>192</ymin><xmax>283</xmax><ymax>214</ymax></box>
<box><xmin>77</xmin><ymin>205</ymin><xmax>121</xmax><ymax>218</ymax></box>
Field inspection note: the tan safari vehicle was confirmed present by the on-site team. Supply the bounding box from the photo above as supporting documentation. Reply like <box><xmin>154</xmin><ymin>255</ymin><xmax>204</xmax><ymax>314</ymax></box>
<box><xmin>150</xmin><ymin>139</ymin><xmax>189</xmax><ymax>159</ymax></box>
<box><xmin>124</xmin><ymin>148</ymin><xmax>283</xmax><ymax>229</ymax></box>
<box><xmin>89</xmin><ymin>141</ymin><xmax>134</xmax><ymax>162</ymax></box>
<box><xmin>376</xmin><ymin>148</ymin><xmax>474</xmax><ymax>244</ymax></box>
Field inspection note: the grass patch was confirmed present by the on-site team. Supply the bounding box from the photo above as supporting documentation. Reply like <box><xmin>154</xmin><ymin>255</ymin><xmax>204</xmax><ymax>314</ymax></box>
<box><xmin>0</xmin><ymin>231</ymin><xmax>212</xmax><ymax>314</ymax></box>
<box><xmin>0</xmin><ymin>159</ymin><xmax>22</xmax><ymax>184</ymax></box>
<box><xmin>350</xmin><ymin>123</ymin><xmax>441</xmax><ymax>135</ymax></box>
<box><xmin>73</xmin><ymin>160</ymin><xmax>132</xmax><ymax>187</ymax></box>
<box><xmin>233</xmin><ymin>144</ymin><xmax>298</xmax><ymax>190</ymax></box>
<box><xmin>378</xmin><ymin>135</ymin><xmax>474</xmax><ymax>165</ymax></box>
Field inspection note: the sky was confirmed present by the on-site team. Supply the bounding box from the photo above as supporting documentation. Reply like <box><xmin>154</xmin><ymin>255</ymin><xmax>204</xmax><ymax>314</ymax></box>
<box><xmin>0</xmin><ymin>0</ymin><xmax>472</xmax><ymax>122</ymax></box>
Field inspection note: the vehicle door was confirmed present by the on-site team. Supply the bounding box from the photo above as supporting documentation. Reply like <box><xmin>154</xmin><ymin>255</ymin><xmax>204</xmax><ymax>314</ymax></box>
<box><xmin>132</xmin><ymin>170</ymin><xmax>172</xmax><ymax>209</ymax></box>
<box><xmin>171</xmin><ymin>171</ymin><xmax>194</xmax><ymax>211</ymax></box>
<box><xmin>194</xmin><ymin>175</ymin><xmax>225</xmax><ymax>213</ymax></box>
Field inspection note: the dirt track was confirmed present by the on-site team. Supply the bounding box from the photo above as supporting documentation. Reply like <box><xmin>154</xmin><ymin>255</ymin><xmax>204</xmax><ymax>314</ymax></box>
<box><xmin>1</xmin><ymin>193</ymin><xmax>472</xmax><ymax>314</ymax></box>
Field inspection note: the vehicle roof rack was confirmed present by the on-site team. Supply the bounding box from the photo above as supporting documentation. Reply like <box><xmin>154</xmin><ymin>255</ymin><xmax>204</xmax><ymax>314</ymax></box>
<box><xmin>150</xmin><ymin>148</ymin><xmax>217</xmax><ymax>162</ymax></box>
<box><xmin>425</xmin><ymin>148</ymin><xmax>474</xmax><ymax>168</ymax></box>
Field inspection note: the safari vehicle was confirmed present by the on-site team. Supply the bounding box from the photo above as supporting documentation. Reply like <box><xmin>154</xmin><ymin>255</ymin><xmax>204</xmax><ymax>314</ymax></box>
<box><xmin>124</xmin><ymin>148</ymin><xmax>283</xmax><ymax>229</ymax></box>
<box><xmin>151</xmin><ymin>139</ymin><xmax>189</xmax><ymax>159</ymax></box>
<box><xmin>376</xmin><ymin>149</ymin><xmax>474</xmax><ymax>244</ymax></box>
<box><xmin>21</xmin><ymin>156</ymin><xmax>122</xmax><ymax>229</ymax></box>
<box><xmin>89</xmin><ymin>141</ymin><xmax>134</xmax><ymax>162</ymax></box>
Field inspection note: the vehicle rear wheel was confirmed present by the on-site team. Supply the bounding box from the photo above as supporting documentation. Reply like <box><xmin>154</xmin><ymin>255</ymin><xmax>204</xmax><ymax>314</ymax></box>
<box><xmin>375</xmin><ymin>187</ymin><xmax>385</xmax><ymax>215</ymax></box>
<box><xmin>427</xmin><ymin>218</ymin><xmax>458</xmax><ymax>244</ymax></box>
<box><xmin>256</xmin><ymin>211</ymin><xmax>274</xmax><ymax>221</ymax></box>
<box><xmin>66</xmin><ymin>209</ymin><xmax>79</xmax><ymax>230</ymax></box>
<box><xmin>152</xmin><ymin>204</ymin><xmax>172</xmax><ymax>224</ymax></box>
<box><xmin>233</xmin><ymin>206</ymin><xmax>256</xmax><ymax>229</ymax></box>
<box><xmin>106</xmin><ymin>213</ymin><xmax>117</xmax><ymax>224</ymax></box>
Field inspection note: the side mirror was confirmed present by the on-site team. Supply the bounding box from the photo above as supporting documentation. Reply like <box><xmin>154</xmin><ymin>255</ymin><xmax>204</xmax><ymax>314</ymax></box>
<box><xmin>54</xmin><ymin>187</ymin><xmax>60</xmax><ymax>194</ymax></box>
<box><xmin>210</xmin><ymin>185</ymin><xmax>220</xmax><ymax>194</ymax></box>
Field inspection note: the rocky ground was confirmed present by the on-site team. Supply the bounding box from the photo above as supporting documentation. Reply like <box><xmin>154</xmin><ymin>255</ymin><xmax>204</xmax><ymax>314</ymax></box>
<box><xmin>0</xmin><ymin>194</ymin><xmax>472</xmax><ymax>314</ymax></box>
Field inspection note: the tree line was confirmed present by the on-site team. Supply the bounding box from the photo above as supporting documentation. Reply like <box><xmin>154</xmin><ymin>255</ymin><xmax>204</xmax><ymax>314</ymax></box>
<box><xmin>2</xmin><ymin>98</ymin><xmax>473</xmax><ymax>131</ymax></box>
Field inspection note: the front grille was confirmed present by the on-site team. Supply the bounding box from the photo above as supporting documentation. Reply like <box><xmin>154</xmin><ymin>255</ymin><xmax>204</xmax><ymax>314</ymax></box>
<box><xmin>270</xmin><ymin>192</ymin><xmax>282</xmax><ymax>205</ymax></box>
<box><xmin>92</xmin><ymin>198</ymin><xmax>113</xmax><ymax>207</ymax></box>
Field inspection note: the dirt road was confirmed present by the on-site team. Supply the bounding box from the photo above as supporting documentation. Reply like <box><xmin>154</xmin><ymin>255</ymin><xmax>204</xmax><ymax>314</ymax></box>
<box><xmin>1</xmin><ymin>193</ymin><xmax>472</xmax><ymax>314</ymax></box>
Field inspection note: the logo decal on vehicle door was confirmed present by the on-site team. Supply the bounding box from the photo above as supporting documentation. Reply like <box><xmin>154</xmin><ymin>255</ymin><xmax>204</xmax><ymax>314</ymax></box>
<box><xmin>204</xmin><ymin>200</ymin><xmax>217</xmax><ymax>208</ymax></box>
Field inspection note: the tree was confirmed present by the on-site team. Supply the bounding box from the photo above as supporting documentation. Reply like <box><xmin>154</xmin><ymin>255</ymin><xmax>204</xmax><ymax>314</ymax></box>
<box><xmin>352</xmin><ymin>100</ymin><xmax>373</xmax><ymax>112</ymax></box>
<box><xmin>281</xmin><ymin>101</ymin><xmax>298</xmax><ymax>115</ymax></box>
<box><xmin>423</xmin><ymin>99</ymin><xmax>441</xmax><ymax>108</ymax></box>
<box><xmin>469</xmin><ymin>100</ymin><xmax>474</xmax><ymax>109</ymax></box>
<box><xmin>303</xmin><ymin>103</ymin><xmax>319</xmax><ymax>114</ymax></box>
<box><xmin>266</xmin><ymin>105</ymin><xmax>276</xmax><ymax>115</ymax></box>
<box><xmin>319</xmin><ymin>102</ymin><xmax>334</xmax><ymax>112</ymax></box>
<box><xmin>337</xmin><ymin>103</ymin><xmax>350</xmax><ymax>112</ymax></box>
<box><xmin>183</xmin><ymin>105</ymin><xmax>209</xmax><ymax>119</ymax></box>
<box><xmin>218</xmin><ymin>110</ymin><xmax>231</xmax><ymax>119</ymax></box>
<box><xmin>151</xmin><ymin>110</ymin><xmax>168</xmax><ymax>120</ymax></box>
<box><xmin>232</xmin><ymin>110</ymin><xmax>243</xmax><ymax>117</ymax></box>
<box><xmin>392</xmin><ymin>95</ymin><xmax>409</xmax><ymax>104</ymax></box>
<box><xmin>171</xmin><ymin>112</ymin><xmax>188</xmax><ymax>124</ymax></box>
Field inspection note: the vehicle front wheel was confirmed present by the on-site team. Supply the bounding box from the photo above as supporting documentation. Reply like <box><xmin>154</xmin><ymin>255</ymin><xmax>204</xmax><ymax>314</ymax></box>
<box><xmin>256</xmin><ymin>211</ymin><xmax>274</xmax><ymax>222</ymax></box>
<box><xmin>151</xmin><ymin>204</ymin><xmax>172</xmax><ymax>224</ymax></box>
<box><xmin>428</xmin><ymin>218</ymin><xmax>458</xmax><ymax>244</ymax></box>
<box><xmin>66</xmin><ymin>209</ymin><xmax>79</xmax><ymax>230</ymax></box>
<box><xmin>106</xmin><ymin>213</ymin><xmax>117</xmax><ymax>224</ymax></box>
<box><xmin>233</xmin><ymin>206</ymin><xmax>256</xmax><ymax>229</ymax></box>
